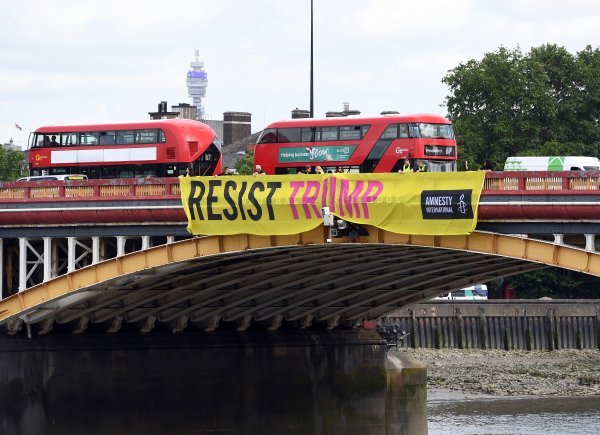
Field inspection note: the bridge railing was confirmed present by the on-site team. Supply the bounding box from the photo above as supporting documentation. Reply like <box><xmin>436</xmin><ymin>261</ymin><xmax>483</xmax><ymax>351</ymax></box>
<box><xmin>0</xmin><ymin>178</ymin><xmax>182</xmax><ymax>201</ymax></box>
<box><xmin>483</xmin><ymin>171</ymin><xmax>600</xmax><ymax>193</ymax></box>
<box><xmin>1</xmin><ymin>172</ymin><xmax>599</xmax><ymax>202</ymax></box>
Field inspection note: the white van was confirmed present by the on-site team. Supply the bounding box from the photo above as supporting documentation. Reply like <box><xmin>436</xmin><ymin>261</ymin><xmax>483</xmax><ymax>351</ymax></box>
<box><xmin>504</xmin><ymin>156</ymin><xmax>600</xmax><ymax>171</ymax></box>
<box><xmin>16</xmin><ymin>174</ymin><xmax>88</xmax><ymax>182</ymax></box>
<box><xmin>433</xmin><ymin>284</ymin><xmax>488</xmax><ymax>301</ymax></box>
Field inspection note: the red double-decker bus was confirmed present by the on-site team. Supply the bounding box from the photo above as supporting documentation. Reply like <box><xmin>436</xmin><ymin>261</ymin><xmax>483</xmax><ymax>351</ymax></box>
<box><xmin>253</xmin><ymin>113</ymin><xmax>456</xmax><ymax>174</ymax></box>
<box><xmin>27</xmin><ymin>118</ymin><xmax>222</xmax><ymax>178</ymax></box>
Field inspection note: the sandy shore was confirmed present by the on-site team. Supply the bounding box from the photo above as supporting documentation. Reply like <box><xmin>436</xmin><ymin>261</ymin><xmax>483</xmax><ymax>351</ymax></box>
<box><xmin>403</xmin><ymin>348</ymin><xmax>600</xmax><ymax>396</ymax></box>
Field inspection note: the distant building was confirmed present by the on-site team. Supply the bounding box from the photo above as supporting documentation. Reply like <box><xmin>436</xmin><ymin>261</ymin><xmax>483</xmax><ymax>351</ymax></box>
<box><xmin>187</xmin><ymin>50</ymin><xmax>208</xmax><ymax>120</ymax></box>
<box><xmin>149</xmin><ymin>101</ymin><xmax>179</xmax><ymax>120</ymax></box>
<box><xmin>291</xmin><ymin>108</ymin><xmax>311</xmax><ymax>119</ymax></box>
<box><xmin>223</xmin><ymin>112</ymin><xmax>251</xmax><ymax>146</ymax></box>
<box><xmin>172</xmin><ymin>103</ymin><xmax>198</xmax><ymax>120</ymax></box>
<box><xmin>1</xmin><ymin>138</ymin><xmax>21</xmax><ymax>151</ymax></box>
<box><xmin>327</xmin><ymin>102</ymin><xmax>361</xmax><ymax>117</ymax></box>
<box><xmin>202</xmin><ymin>119</ymin><xmax>224</xmax><ymax>142</ymax></box>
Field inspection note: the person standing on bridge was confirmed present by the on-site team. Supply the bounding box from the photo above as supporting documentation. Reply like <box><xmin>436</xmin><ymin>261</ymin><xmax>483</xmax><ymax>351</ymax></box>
<box><xmin>253</xmin><ymin>165</ymin><xmax>266</xmax><ymax>176</ymax></box>
<box><xmin>399</xmin><ymin>158</ymin><xmax>412</xmax><ymax>173</ymax></box>
<box><xmin>414</xmin><ymin>161</ymin><xmax>427</xmax><ymax>172</ymax></box>
<box><xmin>480</xmin><ymin>159</ymin><xmax>495</xmax><ymax>171</ymax></box>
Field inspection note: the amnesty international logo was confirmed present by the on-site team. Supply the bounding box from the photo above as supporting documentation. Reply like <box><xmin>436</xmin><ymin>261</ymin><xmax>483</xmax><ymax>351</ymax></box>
<box><xmin>457</xmin><ymin>194</ymin><xmax>468</xmax><ymax>215</ymax></box>
<box><xmin>421</xmin><ymin>190</ymin><xmax>473</xmax><ymax>220</ymax></box>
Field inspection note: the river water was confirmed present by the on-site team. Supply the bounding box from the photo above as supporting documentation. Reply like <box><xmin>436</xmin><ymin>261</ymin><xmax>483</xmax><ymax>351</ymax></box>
<box><xmin>428</xmin><ymin>391</ymin><xmax>600</xmax><ymax>434</ymax></box>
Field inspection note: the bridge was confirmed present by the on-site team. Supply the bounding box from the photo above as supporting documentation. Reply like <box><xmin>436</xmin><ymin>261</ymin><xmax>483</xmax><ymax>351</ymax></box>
<box><xmin>1</xmin><ymin>171</ymin><xmax>599</xmax><ymax>433</ymax></box>
<box><xmin>1</xmin><ymin>170</ymin><xmax>600</xmax><ymax>333</ymax></box>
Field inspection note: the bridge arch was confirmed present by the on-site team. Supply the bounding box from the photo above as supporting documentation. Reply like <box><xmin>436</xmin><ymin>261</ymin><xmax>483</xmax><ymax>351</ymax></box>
<box><xmin>1</xmin><ymin>226</ymin><xmax>599</xmax><ymax>334</ymax></box>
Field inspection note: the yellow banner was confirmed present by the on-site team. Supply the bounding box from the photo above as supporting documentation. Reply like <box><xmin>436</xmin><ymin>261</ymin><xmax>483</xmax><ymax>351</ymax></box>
<box><xmin>180</xmin><ymin>172</ymin><xmax>486</xmax><ymax>236</ymax></box>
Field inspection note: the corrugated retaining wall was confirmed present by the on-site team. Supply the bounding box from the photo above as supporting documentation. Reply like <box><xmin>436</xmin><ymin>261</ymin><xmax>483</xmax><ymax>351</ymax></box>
<box><xmin>382</xmin><ymin>300</ymin><xmax>600</xmax><ymax>350</ymax></box>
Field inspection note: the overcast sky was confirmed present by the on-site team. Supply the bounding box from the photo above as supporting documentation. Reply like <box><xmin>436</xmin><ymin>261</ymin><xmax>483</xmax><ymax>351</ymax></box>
<box><xmin>1</xmin><ymin>0</ymin><xmax>599</xmax><ymax>149</ymax></box>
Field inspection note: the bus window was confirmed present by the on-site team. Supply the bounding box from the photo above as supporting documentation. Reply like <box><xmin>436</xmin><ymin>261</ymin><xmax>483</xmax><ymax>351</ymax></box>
<box><xmin>99</xmin><ymin>131</ymin><xmax>117</xmax><ymax>145</ymax></box>
<box><xmin>117</xmin><ymin>130</ymin><xmax>135</xmax><ymax>144</ymax></box>
<box><xmin>32</xmin><ymin>134</ymin><xmax>52</xmax><ymax>148</ymax></box>
<box><xmin>381</xmin><ymin>124</ymin><xmax>397</xmax><ymax>139</ymax></box>
<box><xmin>278</xmin><ymin>128</ymin><xmax>301</xmax><ymax>143</ymax></box>
<box><xmin>398</xmin><ymin>124</ymin><xmax>409</xmax><ymax>138</ymax></box>
<box><xmin>301</xmin><ymin>127</ymin><xmax>314</xmax><ymax>142</ymax></box>
<box><xmin>80</xmin><ymin>132</ymin><xmax>99</xmax><ymax>145</ymax></box>
<box><xmin>136</xmin><ymin>129</ymin><xmax>158</xmax><ymax>144</ymax></box>
<box><xmin>339</xmin><ymin>125</ymin><xmax>363</xmax><ymax>140</ymax></box>
<box><xmin>419</xmin><ymin>123</ymin><xmax>454</xmax><ymax>139</ymax></box>
<box><xmin>427</xmin><ymin>160</ymin><xmax>456</xmax><ymax>172</ymax></box>
<box><xmin>257</xmin><ymin>128</ymin><xmax>277</xmax><ymax>144</ymax></box>
<box><xmin>320</xmin><ymin>127</ymin><xmax>338</xmax><ymax>141</ymax></box>
<box><xmin>117</xmin><ymin>167</ymin><xmax>135</xmax><ymax>178</ymax></box>
<box><xmin>409</xmin><ymin>124</ymin><xmax>420</xmax><ymax>138</ymax></box>
<box><xmin>63</xmin><ymin>132</ymin><xmax>78</xmax><ymax>146</ymax></box>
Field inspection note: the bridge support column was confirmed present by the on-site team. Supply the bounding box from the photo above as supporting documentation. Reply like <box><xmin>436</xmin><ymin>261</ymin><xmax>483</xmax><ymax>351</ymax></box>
<box><xmin>0</xmin><ymin>330</ymin><xmax>426</xmax><ymax>434</ymax></box>
<box><xmin>92</xmin><ymin>237</ymin><xmax>100</xmax><ymax>264</ymax></box>
<box><xmin>18</xmin><ymin>238</ymin><xmax>27</xmax><ymax>292</ymax></box>
<box><xmin>553</xmin><ymin>234</ymin><xmax>564</xmax><ymax>245</ymax></box>
<box><xmin>43</xmin><ymin>237</ymin><xmax>52</xmax><ymax>282</ymax></box>
<box><xmin>585</xmin><ymin>234</ymin><xmax>596</xmax><ymax>252</ymax></box>
<box><xmin>116</xmin><ymin>236</ymin><xmax>126</xmax><ymax>257</ymax></box>
<box><xmin>141</xmin><ymin>236</ymin><xmax>151</xmax><ymax>250</ymax></box>
<box><xmin>67</xmin><ymin>237</ymin><xmax>76</xmax><ymax>273</ymax></box>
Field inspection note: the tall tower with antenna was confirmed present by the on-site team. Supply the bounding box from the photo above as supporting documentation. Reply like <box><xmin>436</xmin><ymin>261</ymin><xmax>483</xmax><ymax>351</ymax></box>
<box><xmin>186</xmin><ymin>50</ymin><xmax>208</xmax><ymax>120</ymax></box>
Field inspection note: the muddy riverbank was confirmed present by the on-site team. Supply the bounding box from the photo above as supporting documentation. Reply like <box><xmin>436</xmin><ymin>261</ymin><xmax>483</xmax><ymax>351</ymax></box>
<box><xmin>404</xmin><ymin>348</ymin><xmax>600</xmax><ymax>396</ymax></box>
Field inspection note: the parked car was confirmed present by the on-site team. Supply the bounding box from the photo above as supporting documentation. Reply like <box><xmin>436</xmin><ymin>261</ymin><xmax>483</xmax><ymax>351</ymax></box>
<box><xmin>433</xmin><ymin>284</ymin><xmax>488</xmax><ymax>301</ymax></box>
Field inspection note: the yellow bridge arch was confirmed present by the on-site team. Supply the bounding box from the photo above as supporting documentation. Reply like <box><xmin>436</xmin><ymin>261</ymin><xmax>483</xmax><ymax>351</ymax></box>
<box><xmin>2</xmin><ymin>226</ymin><xmax>599</xmax><ymax>334</ymax></box>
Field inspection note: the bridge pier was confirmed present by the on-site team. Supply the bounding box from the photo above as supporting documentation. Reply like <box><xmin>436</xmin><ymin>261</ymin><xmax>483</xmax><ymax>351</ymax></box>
<box><xmin>0</xmin><ymin>330</ymin><xmax>426</xmax><ymax>434</ymax></box>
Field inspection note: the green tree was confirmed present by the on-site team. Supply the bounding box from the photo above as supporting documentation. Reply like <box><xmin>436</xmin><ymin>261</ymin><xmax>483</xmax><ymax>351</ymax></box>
<box><xmin>0</xmin><ymin>147</ymin><xmax>24</xmax><ymax>181</ymax></box>
<box><xmin>234</xmin><ymin>153</ymin><xmax>254</xmax><ymax>175</ymax></box>
<box><xmin>489</xmin><ymin>269</ymin><xmax>599</xmax><ymax>300</ymax></box>
<box><xmin>443</xmin><ymin>44</ymin><xmax>600</xmax><ymax>169</ymax></box>
<box><xmin>444</xmin><ymin>44</ymin><xmax>600</xmax><ymax>298</ymax></box>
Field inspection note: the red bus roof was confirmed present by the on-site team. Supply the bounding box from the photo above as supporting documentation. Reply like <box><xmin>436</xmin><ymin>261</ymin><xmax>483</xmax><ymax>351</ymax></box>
<box><xmin>264</xmin><ymin>113</ymin><xmax>451</xmax><ymax>128</ymax></box>
<box><xmin>33</xmin><ymin>118</ymin><xmax>214</xmax><ymax>135</ymax></box>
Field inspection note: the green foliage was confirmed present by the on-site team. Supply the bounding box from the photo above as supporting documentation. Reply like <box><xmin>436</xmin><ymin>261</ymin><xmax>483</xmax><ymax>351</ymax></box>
<box><xmin>444</xmin><ymin>44</ymin><xmax>600</xmax><ymax>299</ymax></box>
<box><xmin>443</xmin><ymin>44</ymin><xmax>600</xmax><ymax>169</ymax></box>
<box><xmin>234</xmin><ymin>153</ymin><xmax>254</xmax><ymax>175</ymax></box>
<box><xmin>496</xmin><ymin>269</ymin><xmax>600</xmax><ymax>299</ymax></box>
<box><xmin>0</xmin><ymin>147</ymin><xmax>24</xmax><ymax>181</ymax></box>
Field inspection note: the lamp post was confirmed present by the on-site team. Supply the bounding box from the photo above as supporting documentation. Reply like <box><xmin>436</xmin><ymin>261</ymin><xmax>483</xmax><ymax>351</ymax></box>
<box><xmin>310</xmin><ymin>0</ymin><xmax>314</xmax><ymax>118</ymax></box>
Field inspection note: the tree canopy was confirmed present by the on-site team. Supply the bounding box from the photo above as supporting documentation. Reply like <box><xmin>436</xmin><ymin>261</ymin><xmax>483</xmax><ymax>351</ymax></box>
<box><xmin>0</xmin><ymin>147</ymin><xmax>24</xmax><ymax>181</ymax></box>
<box><xmin>443</xmin><ymin>44</ymin><xmax>600</xmax><ymax>169</ymax></box>
<box><xmin>443</xmin><ymin>44</ymin><xmax>600</xmax><ymax>298</ymax></box>
<box><xmin>234</xmin><ymin>153</ymin><xmax>254</xmax><ymax>175</ymax></box>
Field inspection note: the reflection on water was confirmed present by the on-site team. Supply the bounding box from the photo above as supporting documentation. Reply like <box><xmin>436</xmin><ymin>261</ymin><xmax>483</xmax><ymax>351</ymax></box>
<box><xmin>428</xmin><ymin>393</ymin><xmax>600</xmax><ymax>435</ymax></box>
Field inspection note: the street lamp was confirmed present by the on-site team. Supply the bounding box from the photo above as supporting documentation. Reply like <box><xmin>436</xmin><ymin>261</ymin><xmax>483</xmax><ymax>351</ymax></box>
<box><xmin>310</xmin><ymin>0</ymin><xmax>314</xmax><ymax>118</ymax></box>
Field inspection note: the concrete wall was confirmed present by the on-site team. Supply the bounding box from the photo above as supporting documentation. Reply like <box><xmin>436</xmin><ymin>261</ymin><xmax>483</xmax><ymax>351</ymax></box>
<box><xmin>383</xmin><ymin>300</ymin><xmax>600</xmax><ymax>351</ymax></box>
<box><xmin>0</xmin><ymin>330</ymin><xmax>427</xmax><ymax>435</ymax></box>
